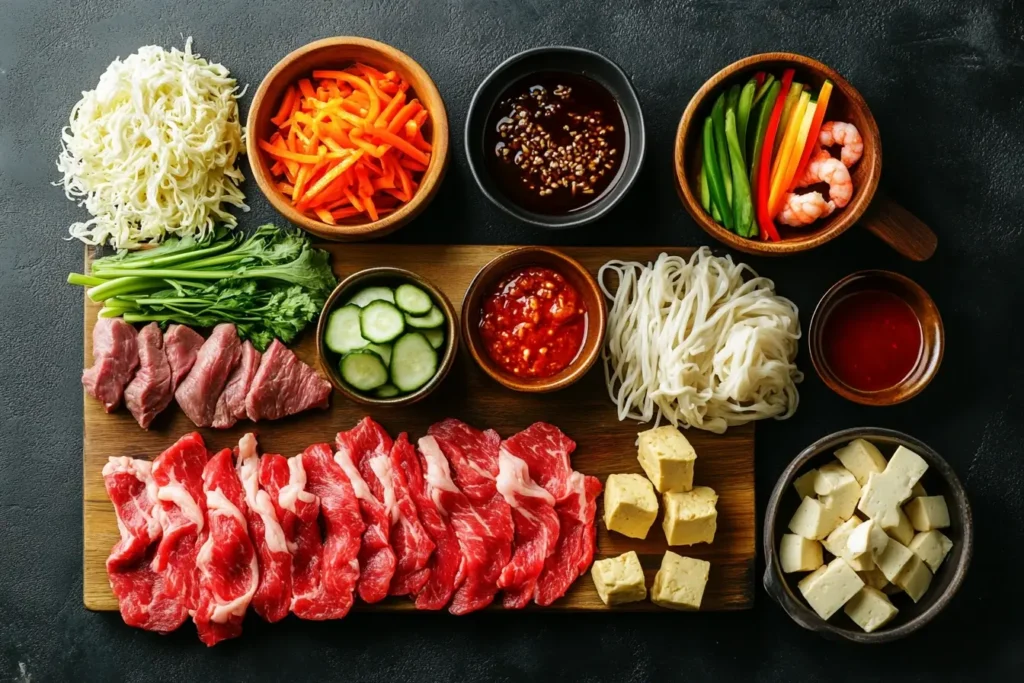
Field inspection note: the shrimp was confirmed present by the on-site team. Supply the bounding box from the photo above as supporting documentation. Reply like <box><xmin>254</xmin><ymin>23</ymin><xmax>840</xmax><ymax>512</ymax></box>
<box><xmin>777</xmin><ymin>191</ymin><xmax>835</xmax><ymax>227</ymax></box>
<box><xmin>816</xmin><ymin>157</ymin><xmax>853</xmax><ymax>208</ymax></box>
<box><xmin>796</xmin><ymin>146</ymin><xmax>832</xmax><ymax>188</ymax></box>
<box><xmin>819</xmin><ymin>121</ymin><xmax>863</xmax><ymax>168</ymax></box>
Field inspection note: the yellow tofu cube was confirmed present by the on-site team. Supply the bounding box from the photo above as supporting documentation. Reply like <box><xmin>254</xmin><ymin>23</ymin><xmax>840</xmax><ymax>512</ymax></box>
<box><xmin>793</xmin><ymin>469</ymin><xmax>820</xmax><ymax>499</ymax></box>
<box><xmin>911</xmin><ymin>481</ymin><xmax>927</xmax><ymax>498</ymax></box>
<box><xmin>780</xmin><ymin>534</ymin><xmax>824</xmax><ymax>573</ymax></box>
<box><xmin>846</xmin><ymin>519</ymin><xmax>889</xmax><ymax>563</ymax></box>
<box><xmin>834</xmin><ymin>439</ymin><xmax>888</xmax><ymax>486</ymax></box>
<box><xmin>591</xmin><ymin>551</ymin><xmax>647</xmax><ymax>606</ymax></box>
<box><xmin>797</xmin><ymin>558</ymin><xmax>865</xmax><ymax>620</ymax></box>
<box><xmin>822</xmin><ymin>516</ymin><xmax>861</xmax><ymax>558</ymax></box>
<box><xmin>603</xmin><ymin>473</ymin><xmax>658</xmax><ymax>539</ymax></box>
<box><xmin>888</xmin><ymin>446</ymin><xmax>930</xmax><ymax>489</ymax></box>
<box><xmin>857</xmin><ymin>567</ymin><xmax>890</xmax><ymax>591</ymax></box>
<box><xmin>651</xmin><ymin>552</ymin><xmax>710</xmax><ymax>611</ymax></box>
<box><xmin>788</xmin><ymin>496</ymin><xmax>839</xmax><ymax>540</ymax></box>
<box><xmin>857</xmin><ymin>446</ymin><xmax>928</xmax><ymax>529</ymax></box>
<box><xmin>904</xmin><ymin>495</ymin><xmax>950</xmax><ymax>531</ymax></box>
<box><xmin>909</xmin><ymin>530</ymin><xmax>953</xmax><ymax>573</ymax></box>
<box><xmin>844</xmin><ymin>587</ymin><xmax>899</xmax><ymax>633</ymax></box>
<box><xmin>894</xmin><ymin>554</ymin><xmax>933</xmax><ymax>602</ymax></box>
<box><xmin>637</xmin><ymin>426</ymin><xmax>696</xmax><ymax>493</ymax></box>
<box><xmin>662</xmin><ymin>486</ymin><xmax>717</xmax><ymax>546</ymax></box>
<box><xmin>875</xmin><ymin>538</ymin><xmax>915</xmax><ymax>583</ymax></box>
<box><xmin>815</xmin><ymin>463</ymin><xmax>861</xmax><ymax>522</ymax></box>
<box><xmin>884</xmin><ymin>507</ymin><xmax>915</xmax><ymax>546</ymax></box>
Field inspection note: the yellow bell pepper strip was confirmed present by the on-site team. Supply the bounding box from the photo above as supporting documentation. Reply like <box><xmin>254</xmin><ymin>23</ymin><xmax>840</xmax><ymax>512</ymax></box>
<box><xmin>771</xmin><ymin>100</ymin><xmax>817</xmax><ymax>217</ymax></box>
<box><xmin>756</xmin><ymin>69</ymin><xmax>795</xmax><ymax>241</ymax></box>
<box><xmin>789</xmin><ymin>80</ymin><xmax>834</xmax><ymax>191</ymax></box>
<box><xmin>767</xmin><ymin>91</ymin><xmax>811</xmax><ymax>215</ymax></box>
<box><xmin>772</xmin><ymin>83</ymin><xmax>804</xmax><ymax>158</ymax></box>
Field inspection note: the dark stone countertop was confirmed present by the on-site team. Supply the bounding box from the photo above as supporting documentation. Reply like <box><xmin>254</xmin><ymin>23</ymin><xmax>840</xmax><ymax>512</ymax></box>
<box><xmin>1</xmin><ymin>0</ymin><xmax>1022</xmax><ymax>680</ymax></box>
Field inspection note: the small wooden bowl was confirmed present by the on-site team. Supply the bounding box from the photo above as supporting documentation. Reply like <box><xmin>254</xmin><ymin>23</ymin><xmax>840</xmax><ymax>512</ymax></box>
<box><xmin>247</xmin><ymin>37</ymin><xmax>450</xmax><ymax>241</ymax></box>
<box><xmin>674</xmin><ymin>52</ymin><xmax>937</xmax><ymax>261</ymax></box>
<box><xmin>809</xmin><ymin>270</ymin><xmax>944</xmax><ymax>406</ymax></box>
<box><xmin>316</xmin><ymin>267</ymin><xmax>458</xmax><ymax>406</ymax></box>
<box><xmin>461</xmin><ymin>247</ymin><xmax>607</xmax><ymax>392</ymax></box>
<box><xmin>764</xmin><ymin>427</ymin><xmax>973</xmax><ymax>643</ymax></box>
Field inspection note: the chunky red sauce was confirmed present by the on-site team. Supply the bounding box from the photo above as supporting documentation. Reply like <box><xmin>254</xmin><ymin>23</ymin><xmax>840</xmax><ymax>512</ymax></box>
<box><xmin>821</xmin><ymin>290</ymin><xmax>922</xmax><ymax>392</ymax></box>
<box><xmin>479</xmin><ymin>266</ymin><xmax>587</xmax><ymax>378</ymax></box>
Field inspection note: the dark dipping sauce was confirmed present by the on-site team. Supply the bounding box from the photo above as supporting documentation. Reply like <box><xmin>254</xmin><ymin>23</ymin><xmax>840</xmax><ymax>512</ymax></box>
<box><xmin>484</xmin><ymin>72</ymin><xmax>626</xmax><ymax>214</ymax></box>
<box><xmin>821</xmin><ymin>290</ymin><xmax>923</xmax><ymax>392</ymax></box>
<box><xmin>479</xmin><ymin>266</ymin><xmax>587</xmax><ymax>379</ymax></box>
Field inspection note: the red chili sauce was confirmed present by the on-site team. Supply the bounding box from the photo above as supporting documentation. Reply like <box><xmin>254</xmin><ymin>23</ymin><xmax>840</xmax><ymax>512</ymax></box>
<box><xmin>821</xmin><ymin>290</ymin><xmax>923</xmax><ymax>392</ymax></box>
<box><xmin>479</xmin><ymin>266</ymin><xmax>587</xmax><ymax>378</ymax></box>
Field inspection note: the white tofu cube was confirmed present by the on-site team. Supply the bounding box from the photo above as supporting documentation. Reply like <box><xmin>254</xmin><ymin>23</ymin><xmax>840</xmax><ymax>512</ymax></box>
<box><xmin>847</xmin><ymin>519</ymin><xmax>889</xmax><ymax>562</ymax></box>
<box><xmin>887</xmin><ymin>446</ymin><xmax>929</xmax><ymax>490</ymax></box>
<box><xmin>822</xmin><ymin>517</ymin><xmax>861</xmax><ymax>557</ymax></box>
<box><xmin>814</xmin><ymin>462</ymin><xmax>857</xmax><ymax>496</ymax></box>
<box><xmin>875</xmin><ymin>538</ymin><xmax>915</xmax><ymax>583</ymax></box>
<box><xmin>844</xmin><ymin>587</ymin><xmax>899</xmax><ymax>633</ymax></box>
<box><xmin>591</xmin><ymin>551</ymin><xmax>647</xmax><ymax>606</ymax></box>
<box><xmin>797</xmin><ymin>558</ymin><xmax>865</xmax><ymax>620</ymax></box>
<box><xmin>909</xmin><ymin>530</ymin><xmax>953</xmax><ymax>573</ymax></box>
<box><xmin>788</xmin><ymin>497</ymin><xmax>840</xmax><ymax>540</ymax></box>
<box><xmin>603</xmin><ymin>473</ymin><xmax>659</xmax><ymax>539</ymax></box>
<box><xmin>780</xmin><ymin>534</ymin><xmax>824</xmax><ymax>573</ymax></box>
<box><xmin>662</xmin><ymin>487</ymin><xmax>717</xmax><ymax>546</ymax></box>
<box><xmin>834</xmin><ymin>439</ymin><xmax>888</xmax><ymax>486</ymax></box>
<box><xmin>857</xmin><ymin>568</ymin><xmax>890</xmax><ymax>591</ymax></box>
<box><xmin>885</xmin><ymin>507</ymin><xmax>916</xmax><ymax>546</ymax></box>
<box><xmin>904</xmin><ymin>495</ymin><xmax>950</xmax><ymax>531</ymax></box>
<box><xmin>637</xmin><ymin>426</ymin><xmax>696</xmax><ymax>493</ymax></box>
<box><xmin>793</xmin><ymin>469</ymin><xmax>820</xmax><ymax>499</ymax></box>
<box><xmin>651</xmin><ymin>552</ymin><xmax>710</xmax><ymax>611</ymax></box>
<box><xmin>857</xmin><ymin>472</ymin><xmax>908</xmax><ymax>529</ymax></box>
<box><xmin>894</xmin><ymin>554</ymin><xmax>933</xmax><ymax>602</ymax></box>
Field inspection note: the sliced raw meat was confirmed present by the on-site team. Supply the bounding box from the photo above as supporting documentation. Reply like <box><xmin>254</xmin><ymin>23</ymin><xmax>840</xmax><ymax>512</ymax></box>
<box><xmin>175</xmin><ymin>324</ymin><xmax>241</xmax><ymax>428</ymax></box>
<box><xmin>391</xmin><ymin>435</ymin><xmax>464</xmax><ymax>610</ymax></box>
<box><xmin>495</xmin><ymin>447</ymin><xmax>560</xmax><ymax>609</ymax></box>
<box><xmin>382</xmin><ymin>433</ymin><xmax>435</xmax><ymax>596</ymax></box>
<box><xmin>245</xmin><ymin>339</ymin><xmax>331</xmax><ymax>422</ymax></box>
<box><xmin>103</xmin><ymin>456</ymin><xmax>185</xmax><ymax>632</ymax></box>
<box><xmin>194</xmin><ymin>447</ymin><xmax>258</xmax><ymax>646</ymax></box>
<box><xmin>499</xmin><ymin>422</ymin><xmax>576</xmax><ymax>499</ymax></box>
<box><xmin>124</xmin><ymin>323</ymin><xmax>173</xmax><ymax>429</ymax></box>
<box><xmin>151</xmin><ymin>432</ymin><xmax>209</xmax><ymax>615</ymax></box>
<box><xmin>83</xmin><ymin>317</ymin><xmax>139</xmax><ymax>412</ymax></box>
<box><xmin>292</xmin><ymin>443</ymin><xmax>364</xmax><ymax>620</ymax></box>
<box><xmin>418</xmin><ymin>434</ymin><xmax>513</xmax><ymax>615</ymax></box>
<box><xmin>164</xmin><ymin>324</ymin><xmax>204</xmax><ymax>390</ymax></box>
<box><xmin>334</xmin><ymin>419</ymin><xmax>397</xmax><ymax>603</ymax></box>
<box><xmin>428</xmin><ymin>418</ymin><xmax>504</xmax><ymax>501</ymax></box>
<box><xmin>535</xmin><ymin>471</ymin><xmax>602</xmax><ymax>606</ymax></box>
<box><xmin>212</xmin><ymin>342</ymin><xmax>261</xmax><ymax>429</ymax></box>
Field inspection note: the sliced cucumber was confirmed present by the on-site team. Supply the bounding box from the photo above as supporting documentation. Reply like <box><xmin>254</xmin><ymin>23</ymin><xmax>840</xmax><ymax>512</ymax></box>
<box><xmin>360</xmin><ymin>300</ymin><xmax>406</xmax><ymax>343</ymax></box>
<box><xmin>346</xmin><ymin>286</ymin><xmax>395</xmax><ymax>308</ymax></box>
<box><xmin>423</xmin><ymin>327</ymin><xmax>445</xmax><ymax>350</ymax></box>
<box><xmin>366</xmin><ymin>342</ymin><xmax>392</xmax><ymax>367</ymax></box>
<box><xmin>373</xmin><ymin>383</ymin><xmax>401</xmax><ymax>398</ymax></box>
<box><xmin>339</xmin><ymin>350</ymin><xmax>389</xmax><ymax>391</ymax></box>
<box><xmin>394</xmin><ymin>284</ymin><xmax>433</xmax><ymax>316</ymax></box>
<box><xmin>404</xmin><ymin>306</ymin><xmax>445</xmax><ymax>329</ymax></box>
<box><xmin>325</xmin><ymin>305</ymin><xmax>368</xmax><ymax>354</ymax></box>
<box><xmin>390</xmin><ymin>333</ymin><xmax>439</xmax><ymax>392</ymax></box>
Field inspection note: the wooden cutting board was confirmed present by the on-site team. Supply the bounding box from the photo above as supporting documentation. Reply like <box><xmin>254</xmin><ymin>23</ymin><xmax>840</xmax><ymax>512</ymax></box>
<box><xmin>83</xmin><ymin>244</ymin><xmax>755</xmax><ymax>612</ymax></box>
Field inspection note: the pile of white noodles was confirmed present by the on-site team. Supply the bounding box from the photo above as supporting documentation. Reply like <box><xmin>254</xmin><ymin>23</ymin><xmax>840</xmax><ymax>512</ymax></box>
<box><xmin>56</xmin><ymin>38</ymin><xmax>248</xmax><ymax>249</ymax></box>
<box><xmin>599</xmin><ymin>247</ymin><xmax>803</xmax><ymax>434</ymax></box>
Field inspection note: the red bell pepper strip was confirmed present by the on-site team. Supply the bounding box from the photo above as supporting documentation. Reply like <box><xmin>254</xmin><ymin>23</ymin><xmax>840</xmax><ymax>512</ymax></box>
<box><xmin>754</xmin><ymin>71</ymin><xmax>766</xmax><ymax>88</ymax></box>
<box><xmin>755</xmin><ymin>68</ymin><xmax>794</xmax><ymax>241</ymax></box>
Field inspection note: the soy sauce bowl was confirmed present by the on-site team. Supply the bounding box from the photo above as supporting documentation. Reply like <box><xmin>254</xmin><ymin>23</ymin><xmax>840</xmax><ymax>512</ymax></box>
<box><xmin>465</xmin><ymin>46</ymin><xmax>646</xmax><ymax>229</ymax></box>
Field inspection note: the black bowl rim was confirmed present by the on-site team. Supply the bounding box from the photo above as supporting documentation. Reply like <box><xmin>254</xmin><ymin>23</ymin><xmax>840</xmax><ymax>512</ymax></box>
<box><xmin>464</xmin><ymin>45</ymin><xmax>647</xmax><ymax>229</ymax></box>
<box><xmin>763</xmin><ymin>427</ymin><xmax>973</xmax><ymax>644</ymax></box>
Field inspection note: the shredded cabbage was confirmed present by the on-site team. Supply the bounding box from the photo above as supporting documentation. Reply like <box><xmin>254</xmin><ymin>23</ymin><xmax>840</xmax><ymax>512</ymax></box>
<box><xmin>56</xmin><ymin>38</ymin><xmax>248</xmax><ymax>249</ymax></box>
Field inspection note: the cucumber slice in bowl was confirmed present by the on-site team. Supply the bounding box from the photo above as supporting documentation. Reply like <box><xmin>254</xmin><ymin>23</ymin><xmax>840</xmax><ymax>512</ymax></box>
<box><xmin>404</xmin><ymin>306</ymin><xmax>445</xmax><ymax>329</ymax></box>
<box><xmin>339</xmin><ymin>350</ymin><xmax>389</xmax><ymax>391</ymax></box>
<box><xmin>373</xmin><ymin>384</ymin><xmax>401</xmax><ymax>398</ymax></box>
<box><xmin>366</xmin><ymin>342</ymin><xmax>392</xmax><ymax>367</ymax></box>
<box><xmin>346</xmin><ymin>286</ymin><xmax>395</xmax><ymax>308</ymax></box>
<box><xmin>423</xmin><ymin>327</ymin><xmax>445</xmax><ymax>350</ymax></box>
<box><xmin>325</xmin><ymin>305</ymin><xmax>369</xmax><ymax>354</ymax></box>
<box><xmin>390</xmin><ymin>332</ymin><xmax>439</xmax><ymax>392</ymax></box>
<box><xmin>394</xmin><ymin>283</ymin><xmax>433</xmax><ymax>315</ymax></box>
<box><xmin>360</xmin><ymin>300</ymin><xmax>406</xmax><ymax>343</ymax></box>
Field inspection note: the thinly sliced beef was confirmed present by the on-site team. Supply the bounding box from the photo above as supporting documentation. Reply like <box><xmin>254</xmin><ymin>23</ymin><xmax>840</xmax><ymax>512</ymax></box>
<box><xmin>384</xmin><ymin>433</ymin><xmax>436</xmax><ymax>597</ymax></box>
<box><xmin>83</xmin><ymin>318</ymin><xmax>139</xmax><ymax>412</ymax></box>
<box><xmin>124</xmin><ymin>323</ymin><xmax>173</xmax><ymax>429</ymax></box>
<box><xmin>163</xmin><ymin>324</ymin><xmax>204</xmax><ymax>390</ymax></box>
<box><xmin>194</xmin><ymin>447</ymin><xmax>258</xmax><ymax>646</ymax></box>
<box><xmin>175</xmin><ymin>324</ymin><xmax>241</xmax><ymax>428</ymax></box>
<box><xmin>245</xmin><ymin>340</ymin><xmax>331</xmax><ymax>422</ymax></box>
<box><xmin>212</xmin><ymin>341</ymin><xmax>260</xmax><ymax>429</ymax></box>
<box><xmin>334</xmin><ymin>419</ymin><xmax>397</xmax><ymax>603</ymax></box>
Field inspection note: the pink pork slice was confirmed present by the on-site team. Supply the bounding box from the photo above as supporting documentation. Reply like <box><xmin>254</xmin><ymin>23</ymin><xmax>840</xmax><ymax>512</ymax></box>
<box><xmin>163</xmin><ymin>324</ymin><xmax>204</xmax><ymax>390</ymax></box>
<box><xmin>124</xmin><ymin>323</ymin><xmax>173</xmax><ymax>429</ymax></box>
<box><xmin>193</xmin><ymin>447</ymin><xmax>259</xmax><ymax>647</ymax></box>
<box><xmin>245</xmin><ymin>339</ymin><xmax>331</xmax><ymax>422</ymax></box>
<box><xmin>83</xmin><ymin>317</ymin><xmax>139</xmax><ymax>412</ymax></box>
<box><xmin>175</xmin><ymin>324</ymin><xmax>241</xmax><ymax>428</ymax></box>
<box><xmin>212</xmin><ymin>341</ymin><xmax>261</xmax><ymax>429</ymax></box>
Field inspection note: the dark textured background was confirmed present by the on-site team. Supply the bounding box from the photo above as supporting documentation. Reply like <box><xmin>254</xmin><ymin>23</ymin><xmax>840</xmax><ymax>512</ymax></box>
<box><xmin>1</xmin><ymin>0</ymin><xmax>1022</xmax><ymax>680</ymax></box>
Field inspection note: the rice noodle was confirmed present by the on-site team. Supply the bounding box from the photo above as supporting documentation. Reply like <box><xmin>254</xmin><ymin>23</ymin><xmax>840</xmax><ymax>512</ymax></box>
<box><xmin>599</xmin><ymin>248</ymin><xmax>803</xmax><ymax>434</ymax></box>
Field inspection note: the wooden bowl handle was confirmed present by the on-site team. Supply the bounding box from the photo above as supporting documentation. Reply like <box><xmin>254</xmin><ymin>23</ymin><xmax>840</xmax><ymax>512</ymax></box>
<box><xmin>858</xmin><ymin>195</ymin><xmax>938</xmax><ymax>262</ymax></box>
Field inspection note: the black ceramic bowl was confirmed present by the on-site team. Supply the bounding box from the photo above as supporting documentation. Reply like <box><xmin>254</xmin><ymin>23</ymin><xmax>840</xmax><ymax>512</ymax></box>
<box><xmin>465</xmin><ymin>46</ymin><xmax>646</xmax><ymax>228</ymax></box>
<box><xmin>763</xmin><ymin>428</ymin><xmax>973</xmax><ymax>643</ymax></box>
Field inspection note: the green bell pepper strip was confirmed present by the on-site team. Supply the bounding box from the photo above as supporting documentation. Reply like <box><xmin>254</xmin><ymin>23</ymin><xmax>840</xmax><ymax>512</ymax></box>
<box><xmin>736</xmin><ymin>80</ymin><xmax>756</xmax><ymax>166</ymax></box>
<box><xmin>752</xmin><ymin>74</ymin><xmax>776</xmax><ymax>109</ymax></box>
<box><xmin>748</xmin><ymin>81</ymin><xmax>781</xmax><ymax>187</ymax></box>
<box><xmin>702</xmin><ymin>116</ymin><xmax>733</xmax><ymax>230</ymax></box>
<box><xmin>725</xmin><ymin>109</ymin><xmax>754</xmax><ymax>236</ymax></box>
<box><xmin>699</xmin><ymin>152</ymin><xmax>711</xmax><ymax>212</ymax></box>
<box><xmin>710</xmin><ymin>93</ymin><xmax>733</xmax><ymax>205</ymax></box>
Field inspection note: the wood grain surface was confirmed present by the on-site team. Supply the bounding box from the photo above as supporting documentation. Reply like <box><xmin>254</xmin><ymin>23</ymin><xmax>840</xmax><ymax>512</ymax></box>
<box><xmin>82</xmin><ymin>244</ymin><xmax>755</xmax><ymax>613</ymax></box>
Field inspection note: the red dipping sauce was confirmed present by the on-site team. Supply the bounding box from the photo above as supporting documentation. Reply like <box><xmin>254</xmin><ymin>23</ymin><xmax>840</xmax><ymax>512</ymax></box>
<box><xmin>821</xmin><ymin>290</ymin><xmax>923</xmax><ymax>392</ymax></box>
<box><xmin>479</xmin><ymin>266</ymin><xmax>587</xmax><ymax>378</ymax></box>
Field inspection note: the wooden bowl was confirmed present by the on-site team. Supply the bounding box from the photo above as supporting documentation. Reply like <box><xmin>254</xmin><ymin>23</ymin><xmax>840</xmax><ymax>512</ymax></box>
<box><xmin>316</xmin><ymin>267</ymin><xmax>458</xmax><ymax>406</ymax></box>
<box><xmin>809</xmin><ymin>270</ymin><xmax>944</xmax><ymax>406</ymax></box>
<box><xmin>461</xmin><ymin>247</ymin><xmax>607</xmax><ymax>392</ymax></box>
<box><xmin>674</xmin><ymin>52</ymin><xmax>937</xmax><ymax>261</ymax></box>
<box><xmin>764</xmin><ymin>427</ymin><xmax>973</xmax><ymax>643</ymax></box>
<box><xmin>247</xmin><ymin>37</ymin><xmax>450</xmax><ymax>241</ymax></box>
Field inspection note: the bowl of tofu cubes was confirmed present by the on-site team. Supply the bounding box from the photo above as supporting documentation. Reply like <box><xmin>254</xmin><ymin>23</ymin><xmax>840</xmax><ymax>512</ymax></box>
<box><xmin>763</xmin><ymin>427</ymin><xmax>972</xmax><ymax>643</ymax></box>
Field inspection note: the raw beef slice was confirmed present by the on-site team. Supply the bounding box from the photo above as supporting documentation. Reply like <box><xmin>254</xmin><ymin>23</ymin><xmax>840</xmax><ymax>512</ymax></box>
<box><xmin>212</xmin><ymin>341</ymin><xmax>261</xmax><ymax>429</ymax></box>
<box><xmin>164</xmin><ymin>324</ymin><xmax>204</xmax><ymax>390</ymax></box>
<box><xmin>124</xmin><ymin>323</ymin><xmax>173</xmax><ymax>429</ymax></box>
<box><xmin>175</xmin><ymin>324</ymin><xmax>241</xmax><ymax>428</ymax></box>
<box><xmin>83</xmin><ymin>317</ymin><xmax>139</xmax><ymax>412</ymax></box>
<box><xmin>384</xmin><ymin>433</ymin><xmax>436</xmax><ymax>597</ymax></box>
<box><xmin>245</xmin><ymin>339</ymin><xmax>331</xmax><ymax>422</ymax></box>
